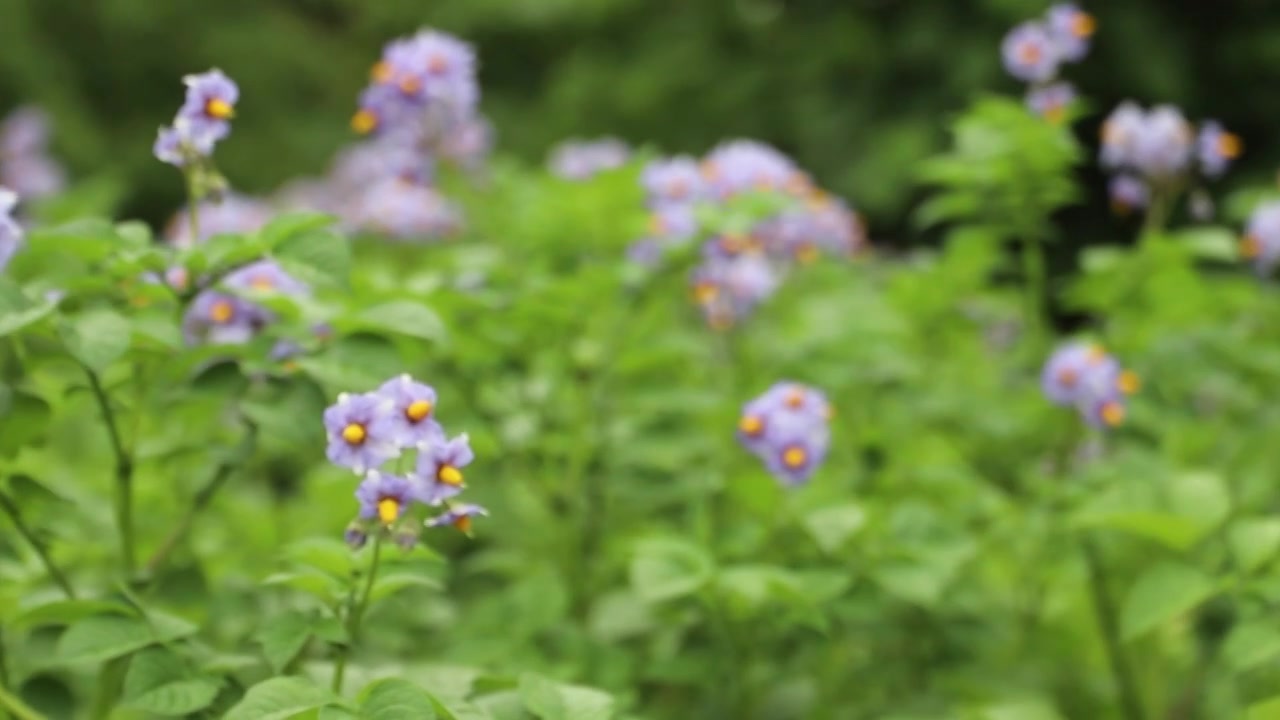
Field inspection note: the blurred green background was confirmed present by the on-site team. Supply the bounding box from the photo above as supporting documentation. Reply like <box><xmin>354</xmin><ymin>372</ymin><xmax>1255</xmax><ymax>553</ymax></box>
<box><xmin>0</xmin><ymin>0</ymin><xmax>1276</xmax><ymax>242</ymax></box>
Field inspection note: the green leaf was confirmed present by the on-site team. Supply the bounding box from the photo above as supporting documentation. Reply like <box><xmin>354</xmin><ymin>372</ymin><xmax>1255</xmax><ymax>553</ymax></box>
<box><xmin>802</xmin><ymin>503</ymin><xmax>866</xmax><ymax>554</ymax></box>
<box><xmin>369</xmin><ymin>572</ymin><xmax>443</xmax><ymax>603</ymax></box>
<box><xmin>0</xmin><ymin>389</ymin><xmax>51</xmax><ymax>458</ymax></box>
<box><xmin>629</xmin><ymin>538</ymin><xmax>714</xmax><ymax>603</ymax></box>
<box><xmin>257</xmin><ymin>610</ymin><xmax>315</xmax><ymax>673</ymax></box>
<box><xmin>358</xmin><ymin>678</ymin><xmax>438</xmax><ymax>720</ymax></box>
<box><xmin>0</xmin><ymin>278</ymin><xmax>56</xmax><ymax>337</ymax></box>
<box><xmin>1073</xmin><ymin>511</ymin><xmax>1204</xmax><ymax>552</ymax></box>
<box><xmin>286</xmin><ymin>537</ymin><xmax>356</xmax><ymax>578</ymax></box>
<box><xmin>1248</xmin><ymin>697</ymin><xmax>1280</xmax><ymax>720</ymax></box>
<box><xmin>1176</xmin><ymin>226</ymin><xmax>1239</xmax><ymax>262</ymax></box>
<box><xmin>518</xmin><ymin>674</ymin><xmax>565</xmax><ymax>720</ymax></box>
<box><xmin>275</xmin><ymin>228</ymin><xmax>351</xmax><ymax>289</ymax></box>
<box><xmin>556</xmin><ymin>685</ymin><xmax>615</xmax><ymax>720</ymax></box>
<box><xmin>1120</xmin><ymin>562</ymin><xmax>1217</xmax><ymax>640</ymax></box>
<box><xmin>125</xmin><ymin>678</ymin><xmax>222</xmax><ymax>716</ymax></box>
<box><xmin>123</xmin><ymin>647</ymin><xmax>184</xmax><ymax>699</ymax></box>
<box><xmin>338</xmin><ymin>300</ymin><xmax>447</xmax><ymax>342</ymax></box>
<box><xmin>1230</xmin><ymin>518</ymin><xmax>1280</xmax><ymax>573</ymax></box>
<box><xmin>9</xmin><ymin>598</ymin><xmax>136</xmax><ymax>630</ymax></box>
<box><xmin>1224</xmin><ymin>619</ymin><xmax>1280</xmax><ymax>671</ymax></box>
<box><xmin>223</xmin><ymin>676</ymin><xmax>342</xmax><ymax>720</ymax></box>
<box><xmin>57</xmin><ymin>612</ymin><xmax>198</xmax><ymax>664</ymax></box>
<box><xmin>61</xmin><ymin>307</ymin><xmax>132</xmax><ymax>372</ymax></box>
<box><xmin>261</xmin><ymin>570</ymin><xmax>344</xmax><ymax>601</ymax></box>
<box><xmin>258</xmin><ymin>212</ymin><xmax>335</xmax><ymax>249</ymax></box>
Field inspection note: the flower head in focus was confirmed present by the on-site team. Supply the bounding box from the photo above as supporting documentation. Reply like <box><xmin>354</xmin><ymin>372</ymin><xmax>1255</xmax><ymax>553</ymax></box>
<box><xmin>377</xmin><ymin>374</ymin><xmax>442</xmax><ymax>449</ymax></box>
<box><xmin>155</xmin><ymin>69</ymin><xmax>239</xmax><ymax>170</ymax></box>
<box><xmin>355</xmin><ymin>471</ymin><xmax>417</xmax><ymax>525</ymax></box>
<box><xmin>426</xmin><ymin>503</ymin><xmax>488</xmax><ymax>535</ymax></box>
<box><xmin>415</xmin><ymin>433</ymin><xmax>474</xmax><ymax>505</ymax></box>
<box><xmin>323</xmin><ymin>392</ymin><xmax>401</xmax><ymax>474</ymax></box>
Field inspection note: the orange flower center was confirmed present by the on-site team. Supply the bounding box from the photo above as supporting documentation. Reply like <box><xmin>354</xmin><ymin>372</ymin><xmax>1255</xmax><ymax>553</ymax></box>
<box><xmin>210</xmin><ymin>299</ymin><xmax>234</xmax><ymax>324</ymax></box>
<box><xmin>406</xmin><ymin>399</ymin><xmax>433</xmax><ymax>423</ymax></box>
<box><xmin>796</xmin><ymin>244</ymin><xmax>820</xmax><ymax>265</ymax></box>
<box><xmin>1057</xmin><ymin>368</ymin><xmax>1078</xmax><ymax>388</ymax></box>
<box><xmin>738</xmin><ymin>415</ymin><xmax>763</xmax><ymax>436</ymax></box>
<box><xmin>1218</xmin><ymin>133</ymin><xmax>1242</xmax><ymax>159</ymax></box>
<box><xmin>438</xmin><ymin>465</ymin><xmax>464</xmax><ymax>486</ymax></box>
<box><xmin>1118</xmin><ymin>370</ymin><xmax>1140</xmax><ymax>395</ymax></box>
<box><xmin>205</xmin><ymin>98</ymin><xmax>234</xmax><ymax>120</ymax></box>
<box><xmin>1100</xmin><ymin>402</ymin><xmax>1125</xmax><ymax>427</ymax></box>
<box><xmin>342</xmin><ymin>423</ymin><xmax>367</xmax><ymax>445</ymax></box>
<box><xmin>1242</xmin><ymin>234</ymin><xmax>1261</xmax><ymax>259</ymax></box>
<box><xmin>454</xmin><ymin>515</ymin><xmax>473</xmax><ymax>533</ymax></box>
<box><xmin>371</xmin><ymin>61</ymin><xmax>392</xmax><ymax>83</ymax></box>
<box><xmin>1072</xmin><ymin>13</ymin><xmax>1097</xmax><ymax>38</ymax></box>
<box><xmin>1018</xmin><ymin>43</ymin><xmax>1042</xmax><ymax>65</ymax></box>
<box><xmin>377</xmin><ymin>497</ymin><xmax>400</xmax><ymax>524</ymax></box>
<box><xmin>351</xmin><ymin>109</ymin><xmax>378</xmax><ymax>135</ymax></box>
<box><xmin>782</xmin><ymin>446</ymin><xmax>807</xmax><ymax>468</ymax></box>
<box><xmin>785</xmin><ymin>388</ymin><xmax>806</xmax><ymax>409</ymax></box>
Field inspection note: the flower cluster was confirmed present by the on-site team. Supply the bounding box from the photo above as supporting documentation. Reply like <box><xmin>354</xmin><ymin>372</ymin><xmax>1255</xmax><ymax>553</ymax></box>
<box><xmin>1041</xmin><ymin>341</ymin><xmax>1139</xmax><ymax>429</ymax></box>
<box><xmin>153</xmin><ymin>70</ymin><xmax>239</xmax><ymax>191</ymax></box>
<box><xmin>0</xmin><ymin>188</ymin><xmax>23</xmax><ymax>272</ymax></box>
<box><xmin>181</xmin><ymin>259</ymin><xmax>309</xmax><ymax>347</ymax></box>
<box><xmin>1100</xmin><ymin>102</ymin><xmax>1240</xmax><ymax>218</ymax></box>
<box><xmin>548</xmin><ymin>138</ymin><xmax>631</xmax><ymax>181</ymax></box>
<box><xmin>736</xmin><ymin>382</ymin><xmax>833</xmax><ymax>486</ymax></box>
<box><xmin>280</xmin><ymin>28</ymin><xmax>486</xmax><ymax>242</ymax></box>
<box><xmin>1001</xmin><ymin>4</ymin><xmax>1095</xmax><ymax>122</ymax></box>
<box><xmin>164</xmin><ymin>193</ymin><xmax>273</xmax><ymax>249</ymax></box>
<box><xmin>323</xmin><ymin>375</ymin><xmax>486</xmax><ymax>547</ymax></box>
<box><xmin>0</xmin><ymin>106</ymin><xmax>65</xmax><ymax>200</ymax></box>
<box><xmin>1241</xmin><ymin>202</ymin><xmax>1280</xmax><ymax>276</ymax></box>
<box><xmin>633</xmin><ymin>140</ymin><xmax>865</xmax><ymax>329</ymax></box>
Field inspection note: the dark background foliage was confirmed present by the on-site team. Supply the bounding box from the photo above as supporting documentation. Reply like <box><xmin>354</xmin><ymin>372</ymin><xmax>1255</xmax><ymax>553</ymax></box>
<box><xmin>0</xmin><ymin>0</ymin><xmax>1276</xmax><ymax>245</ymax></box>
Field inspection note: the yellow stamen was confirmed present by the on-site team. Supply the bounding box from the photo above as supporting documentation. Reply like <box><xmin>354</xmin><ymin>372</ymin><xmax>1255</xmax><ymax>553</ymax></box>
<box><xmin>1218</xmin><ymin>133</ymin><xmax>1242</xmax><ymax>159</ymax></box>
<box><xmin>250</xmin><ymin>274</ymin><xmax>274</xmax><ymax>290</ymax></box>
<box><xmin>796</xmin><ymin>244</ymin><xmax>820</xmax><ymax>265</ymax></box>
<box><xmin>405</xmin><ymin>399</ymin><xmax>433</xmax><ymax>423</ymax></box>
<box><xmin>210</xmin><ymin>299</ymin><xmax>234</xmax><ymax>324</ymax></box>
<box><xmin>438</xmin><ymin>465</ymin><xmax>464</xmax><ymax>486</ymax></box>
<box><xmin>351</xmin><ymin>109</ymin><xmax>378</xmax><ymax>135</ymax></box>
<box><xmin>1018</xmin><ymin>43</ymin><xmax>1042</xmax><ymax>65</ymax></box>
<box><xmin>719</xmin><ymin>235</ymin><xmax>745</xmax><ymax>255</ymax></box>
<box><xmin>738</xmin><ymin>415</ymin><xmax>763</xmax><ymax>436</ymax></box>
<box><xmin>700</xmin><ymin>160</ymin><xmax>719</xmax><ymax>181</ymax></box>
<box><xmin>454</xmin><ymin>515</ymin><xmax>472</xmax><ymax>533</ymax></box>
<box><xmin>205</xmin><ymin>98</ymin><xmax>234</xmax><ymax>120</ymax></box>
<box><xmin>782</xmin><ymin>446</ymin><xmax>807</xmax><ymax>468</ymax></box>
<box><xmin>1045</xmin><ymin>104</ymin><xmax>1067</xmax><ymax>125</ymax></box>
<box><xmin>785</xmin><ymin>388</ymin><xmax>806</xmax><ymax>409</ymax></box>
<box><xmin>427</xmin><ymin>54</ymin><xmax>448</xmax><ymax>73</ymax></box>
<box><xmin>1086</xmin><ymin>344</ymin><xmax>1107</xmax><ymax>363</ymax></box>
<box><xmin>693</xmin><ymin>282</ymin><xmax>719</xmax><ymax>304</ymax></box>
<box><xmin>341</xmin><ymin>423</ymin><xmax>367</xmax><ymax>445</ymax></box>
<box><xmin>1242</xmin><ymin>234</ymin><xmax>1261</xmax><ymax>259</ymax></box>
<box><xmin>1057</xmin><ymin>368</ymin><xmax>1078</xmax><ymax>388</ymax></box>
<box><xmin>669</xmin><ymin>179</ymin><xmax>688</xmax><ymax>199</ymax></box>
<box><xmin>1072</xmin><ymin>12</ymin><xmax>1097</xmax><ymax>38</ymax></box>
<box><xmin>371</xmin><ymin>61</ymin><xmax>392</xmax><ymax>83</ymax></box>
<box><xmin>1100</xmin><ymin>402</ymin><xmax>1125</xmax><ymax>427</ymax></box>
<box><xmin>1118</xmin><ymin>370</ymin><xmax>1140</xmax><ymax>395</ymax></box>
<box><xmin>377</xmin><ymin>498</ymin><xmax>400</xmax><ymax>524</ymax></box>
<box><xmin>398</xmin><ymin>76</ymin><xmax>422</xmax><ymax>95</ymax></box>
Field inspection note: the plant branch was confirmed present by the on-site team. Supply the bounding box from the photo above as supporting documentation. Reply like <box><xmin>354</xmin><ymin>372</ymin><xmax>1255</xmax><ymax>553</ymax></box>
<box><xmin>142</xmin><ymin>423</ymin><xmax>258</xmax><ymax>579</ymax></box>
<box><xmin>0</xmin><ymin>487</ymin><xmax>76</xmax><ymax>599</ymax></box>
<box><xmin>1081</xmin><ymin>536</ymin><xmax>1146</xmax><ymax>720</ymax></box>
<box><xmin>83</xmin><ymin>367</ymin><xmax>135</xmax><ymax>576</ymax></box>
<box><xmin>332</xmin><ymin>535</ymin><xmax>383</xmax><ymax>694</ymax></box>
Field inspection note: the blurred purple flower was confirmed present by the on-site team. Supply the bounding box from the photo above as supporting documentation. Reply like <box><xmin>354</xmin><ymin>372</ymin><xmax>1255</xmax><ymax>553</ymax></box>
<box><xmin>426</xmin><ymin>503</ymin><xmax>488</xmax><ymax>534</ymax></box>
<box><xmin>165</xmin><ymin>194</ymin><xmax>273</xmax><ymax>248</ymax></box>
<box><xmin>348</xmin><ymin>178</ymin><xmax>462</xmax><ymax>240</ymax></box>
<box><xmin>1243</xmin><ymin>202</ymin><xmax>1280</xmax><ymax>276</ymax></box>
<box><xmin>642</xmin><ymin>156</ymin><xmax>706</xmax><ymax>206</ymax></box>
<box><xmin>1026</xmin><ymin>82</ymin><xmax>1075</xmax><ymax>123</ymax></box>
<box><xmin>701</xmin><ymin>140</ymin><xmax>800</xmax><ymax>198</ymax></box>
<box><xmin>737</xmin><ymin>381</ymin><xmax>833</xmax><ymax>487</ymax></box>
<box><xmin>1001</xmin><ymin>22</ymin><xmax>1061</xmax><ymax>83</ymax></box>
<box><xmin>1108</xmin><ymin>175</ymin><xmax>1148</xmax><ymax>216</ymax></box>
<box><xmin>1045</xmin><ymin>4</ymin><xmax>1096</xmax><ymax>62</ymax></box>
<box><xmin>548</xmin><ymin>138</ymin><xmax>630</xmax><ymax>180</ymax></box>
<box><xmin>0</xmin><ymin>188</ymin><xmax>23</xmax><ymax>272</ymax></box>
<box><xmin>1197</xmin><ymin>121</ymin><xmax>1242</xmax><ymax>179</ymax></box>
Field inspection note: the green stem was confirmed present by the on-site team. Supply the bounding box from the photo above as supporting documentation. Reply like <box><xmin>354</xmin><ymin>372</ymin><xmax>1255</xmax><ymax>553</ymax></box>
<box><xmin>0</xmin><ymin>488</ymin><xmax>76</xmax><ymax>599</ymax></box>
<box><xmin>332</xmin><ymin>535</ymin><xmax>383</xmax><ymax>694</ymax></box>
<box><xmin>0</xmin><ymin>683</ymin><xmax>44</xmax><ymax>720</ymax></box>
<box><xmin>1080</xmin><ymin>536</ymin><xmax>1146</xmax><ymax>720</ymax></box>
<box><xmin>143</xmin><ymin>425</ymin><xmax>257</xmax><ymax>579</ymax></box>
<box><xmin>184</xmin><ymin>169</ymin><xmax>201</xmax><ymax>242</ymax></box>
<box><xmin>84</xmin><ymin>368</ymin><xmax>135</xmax><ymax>577</ymax></box>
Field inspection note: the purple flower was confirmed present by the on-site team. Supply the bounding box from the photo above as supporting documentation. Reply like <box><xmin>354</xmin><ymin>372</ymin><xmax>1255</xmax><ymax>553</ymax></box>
<box><xmin>548</xmin><ymin>138</ymin><xmax>631</xmax><ymax>180</ymax></box>
<box><xmin>355</xmin><ymin>471</ymin><xmax>417</xmax><ymax>525</ymax></box>
<box><xmin>1243</xmin><ymin>202</ymin><xmax>1280</xmax><ymax>276</ymax></box>
<box><xmin>691</xmin><ymin>252</ymin><xmax>780</xmax><ymax>329</ymax></box>
<box><xmin>0</xmin><ymin>154</ymin><xmax>66</xmax><ymax>199</ymax></box>
<box><xmin>0</xmin><ymin>106</ymin><xmax>52</xmax><ymax>158</ymax></box>
<box><xmin>1197</xmin><ymin>121</ymin><xmax>1241</xmax><ymax>179</ymax></box>
<box><xmin>1108</xmin><ymin>175</ymin><xmax>1148</xmax><ymax>216</ymax></box>
<box><xmin>222</xmin><ymin>260</ymin><xmax>308</xmax><ymax>296</ymax></box>
<box><xmin>181</xmin><ymin>291</ymin><xmax>265</xmax><ymax>346</ymax></box>
<box><xmin>1100</xmin><ymin>102</ymin><xmax>1146</xmax><ymax>170</ymax></box>
<box><xmin>1026</xmin><ymin>82</ymin><xmax>1076</xmax><ymax>123</ymax></box>
<box><xmin>356</xmin><ymin>29</ymin><xmax>479</xmax><ymax>139</ymax></box>
<box><xmin>1131</xmin><ymin>106</ymin><xmax>1194</xmax><ymax>178</ymax></box>
<box><xmin>642</xmin><ymin>157</ymin><xmax>706</xmax><ymax>206</ymax></box>
<box><xmin>177</xmin><ymin>69</ymin><xmax>239</xmax><ymax>142</ymax></box>
<box><xmin>1001</xmin><ymin>22</ymin><xmax>1061</xmax><ymax>83</ymax></box>
<box><xmin>1040</xmin><ymin>341</ymin><xmax>1111</xmax><ymax>406</ymax></box>
<box><xmin>738</xmin><ymin>381</ymin><xmax>833</xmax><ymax>487</ymax></box>
<box><xmin>438</xmin><ymin>116</ymin><xmax>494</xmax><ymax>170</ymax></box>
<box><xmin>426</xmin><ymin>503</ymin><xmax>488</xmax><ymax>534</ymax></box>
<box><xmin>348</xmin><ymin>178</ymin><xmax>462</xmax><ymax>240</ymax></box>
<box><xmin>1045</xmin><ymin>4</ymin><xmax>1096</xmax><ymax>62</ymax></box>
<box><xmin>323</xmin><ymin>392</ymin><xmax>401</xmax><ymax>474</ymax></box>
<box><xmin>0</xmin><ymin>188</ymin><xmax>23</xmax><ymax>272</ymax></box>
<box><xmin>377</xmin><ymin>374</ymin><xmax>443</xmax><ymax>449</ymax></box>
<box><xmin>414</xmin><ymin>433</ymin><xmax>473</xmax><ymax>505</ymax></box>
<box><xmin>700</xmin><ymin>140</ymin><xmax>800</xmax><ymax>198</ymax></box>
